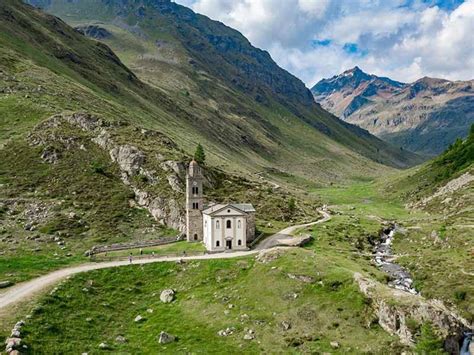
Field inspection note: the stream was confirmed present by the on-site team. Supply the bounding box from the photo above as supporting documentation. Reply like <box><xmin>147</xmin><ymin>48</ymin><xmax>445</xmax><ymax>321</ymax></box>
<box><xmin>373</xmin><ymin>225</ymin><xmax>473</xmax><ymax>354</ymax></box>
<box><xmin>373</xmin><ymin>225</ymin><xmax>418</xmax><ymax>295</ymax></box>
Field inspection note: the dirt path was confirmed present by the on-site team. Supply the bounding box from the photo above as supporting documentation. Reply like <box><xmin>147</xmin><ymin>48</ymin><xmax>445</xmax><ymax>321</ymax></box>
<box><xmin>0</xmin><ymin>211</ymin><xmax>330</xmax><ymax>313</ymax></box>
<box><xmin>254</xmin><ymin>210</ymin><xmax>331</xmax><ymax>250</ymax></box>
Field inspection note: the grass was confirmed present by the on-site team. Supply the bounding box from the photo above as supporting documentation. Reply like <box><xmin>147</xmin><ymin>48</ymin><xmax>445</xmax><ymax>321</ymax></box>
<box><xmin>93</xmin><ymin>241</ymin><xmax>206</xmax><ymax>260</ymax></box>
<box><xmin>17</xmin><ymin>249</ymin><xmax>403</xmax><ymax>353</ymax></box>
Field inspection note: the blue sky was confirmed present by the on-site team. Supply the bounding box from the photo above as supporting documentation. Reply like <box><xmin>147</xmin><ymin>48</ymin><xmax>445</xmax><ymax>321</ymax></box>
<box><xmin>175</xmin><ymin>0</ymin><xmax>474</xmax><ymax>86</ymax></box>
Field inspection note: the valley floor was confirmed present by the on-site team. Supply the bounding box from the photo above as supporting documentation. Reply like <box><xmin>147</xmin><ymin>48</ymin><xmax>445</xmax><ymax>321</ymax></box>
<box><xmin>1</xmin><ymin>180</ymin><xmax>472</xmax><ymax>353</ymax></box>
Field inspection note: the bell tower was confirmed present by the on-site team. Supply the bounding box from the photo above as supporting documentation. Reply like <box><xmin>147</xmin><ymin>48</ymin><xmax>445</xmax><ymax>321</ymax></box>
<box><xmin>186</xmin><ymin>160</ymin><xmax>204</xmax><ymax>242</ymax></box>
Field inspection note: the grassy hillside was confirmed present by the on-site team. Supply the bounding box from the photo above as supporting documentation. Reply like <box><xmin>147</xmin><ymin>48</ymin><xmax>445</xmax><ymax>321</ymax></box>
<box><xmin>16</xmin><ymin>249</ymin><xmax>404</xmax><ymax>353</ymax></box>
<box><xmin>24</xmin><ymin>0</ymin><xmax>421</xmax><ymax>172</ymax></box>
<box><xmin>379</xmin><ymin>127</ymin><xmax>474</xmax><ymax>320</ymax></box>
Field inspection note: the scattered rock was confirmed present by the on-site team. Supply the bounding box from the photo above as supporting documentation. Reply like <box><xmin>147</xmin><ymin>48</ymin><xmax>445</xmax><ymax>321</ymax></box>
<box><xmin>287</xmin><ymin>273</ymin><xmax>314</xmax><ymax>283</ymax></box>
<box><xmin>330</xmin><ymin>341</ymin><xmax>340</xmax><ymax>349</ymax></box>
<box><xmin>158</xmin><ymin>331</ymin><xmax>176</xmax><ymax>344</ymax></box>
<box><xmin>217</xmin><ymin>327</ymin><xmax>235</xmax><ymax>337</ymax></box>
<box><xmin>98</xmin><ymin>342</ymin><xmax>110</xmax><ymax>350</ymax></box>
<box><xmin>160</xmin><ymin>289</ymin><xmax>175</xmax><ymax>303</ymax></box>
<box><xmin>0</xmin><ymin>281</ymin><xmax>13</xmax><ymax>288</ymax></box>
<box><xmin>243</xmin><ymin>333</ymin><xmax>255</xmax><ymax>340</ymax></box>
<box><xmin>147</xmin><ymin>308</ymin><xmax>154</xmax><ymax>313</ymax></box>
<box><xmin>5</xmin><ymin>338</ymin><xmax>21</xmax><ymax>353</ymax></box>
<box><xmin>280</xmin><ymin>321</ymin><xmax>291</xmax><ymax>331</ymax></box>
<box><xmin>134</xmin><ymin>315</ymin><xmax>145</xmax><ymax>323</ymax></box>
<box><xmin>115</xmin><ymin>335</ymin><xmax>127</xmax><ymax>343</ymax></box>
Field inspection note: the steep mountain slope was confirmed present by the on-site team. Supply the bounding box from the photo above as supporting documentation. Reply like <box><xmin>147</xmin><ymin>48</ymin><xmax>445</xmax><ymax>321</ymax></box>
<box><xmin>25</xmin><ymin>0</ymin><xmax>420</xmax><ymax>171</ymax></box>
<box><xmin>312</xmin><ymin>67</ymin><xmax>474</xmax><ymax>156</ymax></box>
<box><xmin>383</xmin><ymin>125</ymin><xmax>474</xmax><ymax>319</ymax></box>
<box><xmin>0</xmin><ymin>0</ymin><xmax>419</xmax><ymax>282</ymax></box>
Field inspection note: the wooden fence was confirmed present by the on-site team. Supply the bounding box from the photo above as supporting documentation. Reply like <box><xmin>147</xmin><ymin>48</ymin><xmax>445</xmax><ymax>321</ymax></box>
<box><xmin>88</xmin><ymin>235</ymin><xmax>182</xmax><ymax>256</ymax></box>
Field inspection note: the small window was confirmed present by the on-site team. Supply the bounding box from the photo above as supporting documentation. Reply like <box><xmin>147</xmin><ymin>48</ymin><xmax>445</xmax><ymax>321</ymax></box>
<box><xmin>238</xmin><ymin>240</ymin><xmax>242</xmax><ymax>246</ymax></box>
<box><xmin>216</xmin><ymin>220</ymin><xmax>220</xmax><ymax>229</ymax></box>
<box><xmin>227</xmin><ymin>209</ymin><xmax>231</xmax><ymax>213</ymax></box>
<box><xmin>192</xmin><ymin>202</ymin><xmax>199</xmax><ymax>209</ymax></box>
<box><xmin>194</xmin><ymin>234</ymin><xmax>198</xmax><ymax>240</ymax></box>
<box><xmin>205</xmin><ymin>221</ymin><xmax>207</xmax><ymax>228</ymax></box>
<box><xmin>216</xmin><ymin>240</ymin><xmax>220</xmax><ymax>247</ymax></box>
<box><xmin>238</xmin><ymin>220</ymin><xmax>241</xmax><ymax>229</ymax></box>
<box><xmin>226</xmin><ymin>220</ymin><xmax>232</xmax><ymax>229</ymax></box>
<box><xmin>195</xmin><ymin>187</ymin><xmax>199</xmax><ymax>194</ymax></box>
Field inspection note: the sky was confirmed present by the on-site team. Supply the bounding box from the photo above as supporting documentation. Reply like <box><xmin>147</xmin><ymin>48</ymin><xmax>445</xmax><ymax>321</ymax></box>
<box><xmin>174</xmin><ymin>0</ymin><xmax>474</xmax><ymax>87</ymax></box>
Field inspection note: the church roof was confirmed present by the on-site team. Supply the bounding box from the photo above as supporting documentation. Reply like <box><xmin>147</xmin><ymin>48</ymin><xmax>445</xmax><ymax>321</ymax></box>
<box><xmin>202</xmin><ymin>203</ymin><xmax>255</xmax><ymax>215</ymax></box>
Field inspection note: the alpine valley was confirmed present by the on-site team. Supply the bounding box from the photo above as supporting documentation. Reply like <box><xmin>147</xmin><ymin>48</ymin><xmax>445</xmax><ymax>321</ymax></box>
<box><xmin>0</xmin><ymin>1</ymin><xmax>472</xmax><ymax>354</ymax></box>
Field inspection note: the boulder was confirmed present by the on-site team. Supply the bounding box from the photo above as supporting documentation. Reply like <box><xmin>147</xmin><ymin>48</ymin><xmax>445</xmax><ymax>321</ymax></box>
<box><xmin>160</xmin><ymin>289</ymin><xmax>175</xmax><ymax>303</ymax></box>
<box><xmin>243</xmin><ymin>333</ymin><xmax>255</xmax><ymax>340</ymax></box>
<box><xmin>134</xmin><ymin>315</ymin><xmax>145</xmax><ymax>323</ymax></box>
<box><xmin>115</xmin><ymin>335</ymin><xmax>127</xmax><ymax>344</ymax></box>
<box><xmin>0</xmin><ymin>281</ymin><xmax>13</xmax><ymax>289</ymax></box>
<box><xmin>280</xmin><ymin>321</ymin><xmax>291</xmax><ymax>331</ymax></box>
<box><xmin>330</xmin><ymin>341</ymin><xmax>340</xmax><ymax>349</ymax></box>
<box><xmin>158</xmin><ymin>331</ymin><xmax>176</xmax><ymax>344</ymax></box>
<box><xmin>5</xmin><ymin>337</ymin><xmax>21</xmax><ymax>353</ymax></box>
<box><xmin>98</xmin><ymin>342</ymin><xmax>110</xmax><ymax>350</ymax></box>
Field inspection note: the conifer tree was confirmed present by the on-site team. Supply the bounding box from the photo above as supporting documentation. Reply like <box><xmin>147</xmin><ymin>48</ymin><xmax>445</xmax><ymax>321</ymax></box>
<box><xmin>194</xmin><ymin>143</ymin><xmax>206</xmax><ymax>165</ymax></box>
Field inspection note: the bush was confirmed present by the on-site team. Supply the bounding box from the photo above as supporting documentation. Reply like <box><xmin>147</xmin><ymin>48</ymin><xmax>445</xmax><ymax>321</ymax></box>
<box><xmin>414</xmin><ymin>323</ymin><xmax>444</xmax><ymax>354</ymax></box>
<box><xmin>454</xmin><ymin>290</ymin><xmax>467</xmax><ymax>301</ymax></box>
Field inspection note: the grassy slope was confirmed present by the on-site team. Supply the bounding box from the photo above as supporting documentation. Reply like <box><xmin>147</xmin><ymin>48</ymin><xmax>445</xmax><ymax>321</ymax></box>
<box><xmin>381</xmin><ymin>126</ymin><xmax>474</xmax><ymax>320</ymax></box>
<box><xmin>18</xmin><ymin>250</ymin><xmax>403</xmax><ymax>353</ymax></box>
<box><xmin>28</xmin><ymin>0</ymin><xmax>421</xmax><ymax>171</ymax></box>
<box><xmin>0</xmin><ymin>0</ymin><xmax>314</xmax><ymax>283</ymax></box>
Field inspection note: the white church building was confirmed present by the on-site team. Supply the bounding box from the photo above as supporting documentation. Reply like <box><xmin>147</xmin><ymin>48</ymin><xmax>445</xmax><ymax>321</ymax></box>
<box><xmin>185</xmin><ymin>160</ymin><xmax>256</xmax><ymax>252</ymax></box>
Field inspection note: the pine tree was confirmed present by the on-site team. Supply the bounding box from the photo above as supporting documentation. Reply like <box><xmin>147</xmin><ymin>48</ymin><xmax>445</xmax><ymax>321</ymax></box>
<box><xmin>194</xmin><ymin>143</ymin><xmax>206</xmax><ymax>165</ymax></box>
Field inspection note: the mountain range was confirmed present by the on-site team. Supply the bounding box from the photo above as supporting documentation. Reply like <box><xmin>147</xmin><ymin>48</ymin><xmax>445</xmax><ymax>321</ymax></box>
<box><xmin>312</xmin><ymin>66</ymin><xmax>474</xmax><ymax>156</ymax></box>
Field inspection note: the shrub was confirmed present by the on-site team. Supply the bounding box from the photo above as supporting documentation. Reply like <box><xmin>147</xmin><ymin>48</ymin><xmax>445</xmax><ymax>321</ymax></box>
<box><xmin>414</xmin><ymin>323</ymin><xmax>444</xmax><ymax>354</ymax></box>
<box><xmin>454</xmin><ymin>290</ymin><xmax>467</xmax><ymax>301</ymax></box>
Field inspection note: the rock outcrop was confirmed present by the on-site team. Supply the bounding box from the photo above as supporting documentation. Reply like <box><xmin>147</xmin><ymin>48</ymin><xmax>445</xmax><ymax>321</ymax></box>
<box><xmin>354</xmin><ymin>272</ymin><xmax>471</xmax><ymax>353</ymax></box>
<box><xmin>29</xmin><ymin>113</ymin><xmax>186</xmax><ymax>231</ymax></box>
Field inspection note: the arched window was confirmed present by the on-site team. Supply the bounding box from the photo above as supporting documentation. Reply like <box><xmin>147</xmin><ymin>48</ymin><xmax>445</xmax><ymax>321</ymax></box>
<box><xmin>192</xmin><ymin>187</ymin><xmax>199</xmax><ymax>195</ymax></box>
<box><xmin>237</xmin><ymin>220</ymin><xmax>241</xmax><ymax>229</ymax></box>
<box><xmin>194</xmin><ymin>234</ymin><xmax>198</xmax><ymax>240</ymax></box>
<box><xmin>238</xmin><ymin>240</ymin><xmax>242</xmax><ymax>246</ymax></box>
<box><xmin>216</xmin><ymin>240</ymin><xmax>220</xmax><ymax>247</ymax></box>
<box><xmin>216</xmin><ymin>220</ymin><xmax>220</xmax><ymax>229</ymax></box>
<box><xmin>226</xmin><ymin>220</ymin><xmax>232</xmax><ymax>229</ymax></box>
<box><xmin>192</xmin><ymin>202</ymin><xmax>199</xmax><ymax>209</ymax></box>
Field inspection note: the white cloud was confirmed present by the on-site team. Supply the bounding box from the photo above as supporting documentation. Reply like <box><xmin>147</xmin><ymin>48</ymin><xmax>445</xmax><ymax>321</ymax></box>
<box><xmin>176</xmin><ymin>0</ymin><xmax>474</xmax><ymax>85</ymax></box>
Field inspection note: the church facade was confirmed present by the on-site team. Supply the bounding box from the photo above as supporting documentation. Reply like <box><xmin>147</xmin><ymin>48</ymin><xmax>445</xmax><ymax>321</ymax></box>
<box><xmin>186</xmin><ymin>160</ymin><xmax>256</xmax><ymax>252</ymax></box>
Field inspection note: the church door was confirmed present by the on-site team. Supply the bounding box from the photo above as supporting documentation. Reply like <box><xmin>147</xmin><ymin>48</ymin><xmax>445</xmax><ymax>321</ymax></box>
<box><xmin>226</xmin><ymin>240</ymin><xmax>232</xmax><ymax>250</ymax></box>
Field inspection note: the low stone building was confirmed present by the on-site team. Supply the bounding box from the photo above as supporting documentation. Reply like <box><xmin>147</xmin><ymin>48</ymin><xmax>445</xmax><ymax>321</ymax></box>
<box><xmin>185</xmin><ymin>160</ymin><xmax>255</xmax><ymax>252</ymax></box>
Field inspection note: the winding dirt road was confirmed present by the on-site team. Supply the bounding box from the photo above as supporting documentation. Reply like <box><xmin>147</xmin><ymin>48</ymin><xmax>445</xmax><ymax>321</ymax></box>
<box><xmin>0</xmin><ymin>210</ymin><xmax>330</xmax><ymax>313</ymax></box>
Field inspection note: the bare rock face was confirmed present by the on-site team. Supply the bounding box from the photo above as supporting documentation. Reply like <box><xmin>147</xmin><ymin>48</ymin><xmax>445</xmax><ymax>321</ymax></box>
<box><xmin>110</xmin><ymin>145</ymin><xmax>146</xmax><ymax>176</ymax></box>
<box><xmin>29</xmin><ymin>112</ymin><xmax>187</xmax><ymax>232</ymax></box>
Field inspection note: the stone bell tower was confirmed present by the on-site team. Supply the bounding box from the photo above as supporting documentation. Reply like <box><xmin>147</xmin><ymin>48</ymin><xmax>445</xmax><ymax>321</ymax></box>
<box><xmin>186</xmin><ymin>160</ymin><xmax>204</xmax><ymax>242</ymax></box>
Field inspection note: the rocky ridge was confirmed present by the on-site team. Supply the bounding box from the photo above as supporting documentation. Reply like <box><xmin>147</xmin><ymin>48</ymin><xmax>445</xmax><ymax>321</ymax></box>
<box><xmin>312</xmin><ymin>67</ymin><xmax>474</xmax><ymax>155</ymax></box>
<box><xmin>28</xmin><ymin>112</ymin><xmax>187</xmax><ymax>231</ymax></box>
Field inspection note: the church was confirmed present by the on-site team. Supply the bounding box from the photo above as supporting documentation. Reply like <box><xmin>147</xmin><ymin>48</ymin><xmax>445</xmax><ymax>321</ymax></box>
<box><xmin>185</xmin><ymin>160</ymin><xmax>256</xmax><ymax>252</ymax></box>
